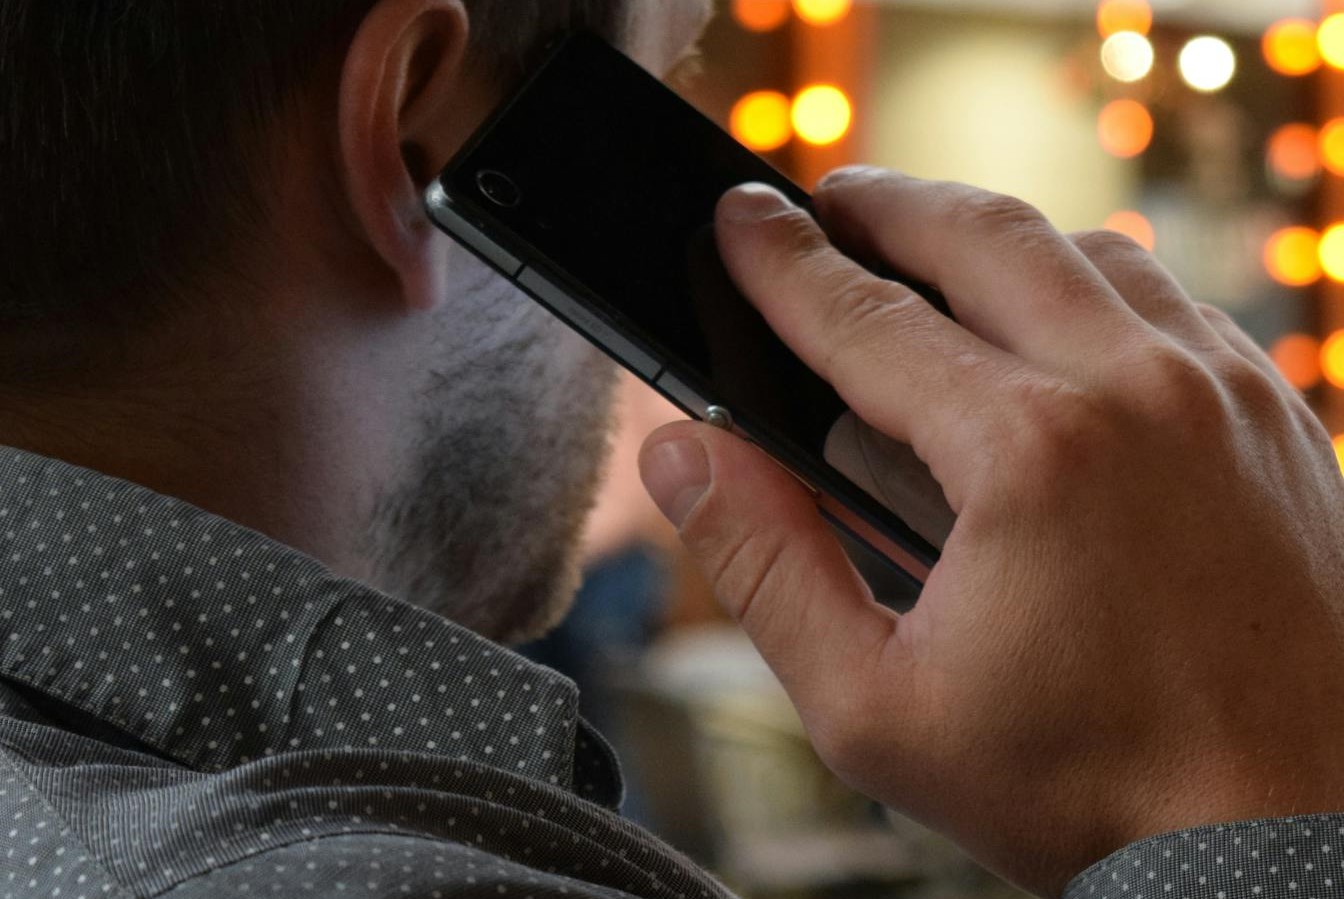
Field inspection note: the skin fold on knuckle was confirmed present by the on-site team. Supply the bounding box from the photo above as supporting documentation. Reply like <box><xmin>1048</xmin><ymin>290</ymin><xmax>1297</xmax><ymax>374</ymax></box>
<box><xmin>942</xmin><ymin>188</ymin><xmax>1050</xmax><ymax>247</ymax></box>
<box><xmin>1071</xmin><ymin>228</ymin><xmax>1148</xmax><ymax>263</ymax></box>
<box><xmin>815</xmin><ymin>278</ymin><xmax>916</xmax><ymax>374</ymax></box>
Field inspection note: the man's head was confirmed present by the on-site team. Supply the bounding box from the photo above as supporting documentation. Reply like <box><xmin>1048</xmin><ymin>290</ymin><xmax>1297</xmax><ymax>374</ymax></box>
<box><xmin>0</xmin><ymin>0</ymin><xmax>713</xmax><ymax>642</ymax></box>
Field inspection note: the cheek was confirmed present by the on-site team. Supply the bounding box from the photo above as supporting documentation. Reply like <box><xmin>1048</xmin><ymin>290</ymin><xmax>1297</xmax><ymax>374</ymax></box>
<box><xmin>619</xmin><ymin>1</ymin><xmax>680</xmax><ymax>77</ymax></box>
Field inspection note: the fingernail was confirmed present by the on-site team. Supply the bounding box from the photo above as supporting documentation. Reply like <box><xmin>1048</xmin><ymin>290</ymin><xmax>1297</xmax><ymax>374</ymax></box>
<box><xmin>640</xmin><ymin>438</ymin><xmax>712</xmax><ymax>529</ymax></box>
<box><xmin>719</xmin><ymin>183</ymin><xmax>792</xmax><ymax>223</ymax></box>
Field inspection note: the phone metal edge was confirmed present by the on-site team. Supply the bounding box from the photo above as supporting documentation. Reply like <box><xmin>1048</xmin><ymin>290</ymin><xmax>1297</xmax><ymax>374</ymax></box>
<box><xmin>426</xmin><ymin>181</ymin><xmax>933</xmax><ymax>585</ymax></box>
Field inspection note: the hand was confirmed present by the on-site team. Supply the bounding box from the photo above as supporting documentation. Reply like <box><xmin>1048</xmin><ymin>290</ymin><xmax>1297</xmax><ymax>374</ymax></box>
<box><xmin>638</xmin><ymin>168</ymin><xmax>1344</xmax><ymax>897</ymax></box>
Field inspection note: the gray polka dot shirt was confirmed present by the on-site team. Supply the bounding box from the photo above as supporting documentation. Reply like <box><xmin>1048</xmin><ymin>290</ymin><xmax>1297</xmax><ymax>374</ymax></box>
<box><xmin>0</xmin><ymin>446</ymin><xmax>1338</xmax><ymax>899</ymax></box>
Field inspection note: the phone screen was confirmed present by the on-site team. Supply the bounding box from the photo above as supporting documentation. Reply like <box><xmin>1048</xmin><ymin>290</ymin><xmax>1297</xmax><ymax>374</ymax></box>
<box><xmin>437</xmin><ymin>32</ymin><xmax>945</xmax><ymax>572</ymax></box>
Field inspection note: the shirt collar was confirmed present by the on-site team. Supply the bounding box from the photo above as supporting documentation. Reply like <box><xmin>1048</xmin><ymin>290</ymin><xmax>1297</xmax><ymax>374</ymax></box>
<box><xmin>0</xmin><ymin>446</ymin><xmax>623</xmax><ymax>808</ymax></box>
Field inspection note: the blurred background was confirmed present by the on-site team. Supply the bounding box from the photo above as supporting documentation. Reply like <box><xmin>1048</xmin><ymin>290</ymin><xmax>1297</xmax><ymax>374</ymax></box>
<box><xmin>526</xmin><ymin>1</ymin><xmax>1344</xmax><ymax>896</ymax></box>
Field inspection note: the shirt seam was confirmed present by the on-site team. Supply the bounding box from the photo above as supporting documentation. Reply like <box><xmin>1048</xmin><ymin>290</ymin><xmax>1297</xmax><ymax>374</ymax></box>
<box><xmin>150</xmin><ymin>828</ymin><xmax>628</xmax><ymax>899</ymax></box>
<box><xmin>0</xmin><ymin>743</ymin><xmax>138</xmax><ymax>899</ymax></box>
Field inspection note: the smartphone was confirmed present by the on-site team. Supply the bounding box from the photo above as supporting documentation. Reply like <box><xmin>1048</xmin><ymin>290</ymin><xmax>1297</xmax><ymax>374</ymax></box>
<box><xmin>424</xmin><ymin>31</ymin><xmax>954</xmax><ymax>591</ymax></box>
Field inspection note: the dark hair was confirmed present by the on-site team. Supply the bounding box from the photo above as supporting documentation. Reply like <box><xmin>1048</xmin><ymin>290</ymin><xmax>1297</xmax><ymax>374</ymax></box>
<box><xmin>0</xmin><ymin>1</ymin><xmax>624</xmax><ymax>328</ymax></box>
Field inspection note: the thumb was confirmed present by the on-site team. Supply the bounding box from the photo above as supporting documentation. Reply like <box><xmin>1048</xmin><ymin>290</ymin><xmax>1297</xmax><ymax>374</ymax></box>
<box><xmin>638</xmin><ymin>420</ymin><xmax>904</xmax><ymax>711</ymax></box>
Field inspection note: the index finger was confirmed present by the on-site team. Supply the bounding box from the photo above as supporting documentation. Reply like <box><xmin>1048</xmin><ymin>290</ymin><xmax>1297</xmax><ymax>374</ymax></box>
<box><xmin>715</xmin><ymin>183</ymin><xmax>1021</xmax><ymax>491</ymax></box>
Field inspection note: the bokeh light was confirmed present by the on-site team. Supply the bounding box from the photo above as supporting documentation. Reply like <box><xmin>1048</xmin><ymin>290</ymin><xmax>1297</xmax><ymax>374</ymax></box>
<box><xmin>1097</xmin><ymin>100</ymin><xmax>1154</xmax><ymax>159</ymax></box>
<box><xmin>793</xmin><ymin>0</ymin><xmax>852</xmax><ymax>26</ymax></box>
<box><xmin>1103</xmin><ymin>210</ymin><xmax>1156</xmax><ymax>251</ymax></box>
<box><xmin>1321</xmin><ymin>119</ymin><xmax>1344</xmax><ymax>177</ymax></box>
<box><xmin>792</xmin><ymin>85</ymin><xmax>853</xmax><ymax>146</ymax></box>
<box><xmin>1270</xmin><ymin>333</ymin><xmax>1323</xmax><ymax>390</ymax></box>
<box><xmin>1323</xmin><ymin>330</ymin><xmax>1344</xmax><ymax>389</ymax></box>
<box><xmin>1263</xmin><ymin>19</ymin><xmax>1322</xmax><ymax>76</ymax></box>
<box><xmin>1320</xmin><ymin>14</ymin><xmax>1344</xmax><ymax>70</ymax></box>
<box><xmin>1334</xmin><ymin>436</ymin><xmax>1344</xmax><ymax>474</ymax></box>
<box><xmin>1101</xmin><ymin>32</ymin><xmax>1155</xmax><ymax>83</ymax></box>
<box><xmin>730</xmin><ymin>91</ymin><xmax>794</xmax><ymax>152</ymax></box>
<box><xmin>1096</xmin><ymin>0</ymin><xmax>1153</xmax><ymax>38</ymax></box>
<box><xmin>1267</xmin><ymin>124</ymin><xmax>1321</xmax><ymax>182</ymax></box>
<box><xmin>1179</xmin><ymin>36</ymin><xmax>1237</xmax><ymax>93</ymax></box>
<box><xmin>1264</xmin><ymin>227</ymin><xmax>1322</xmax><ymax>287</ymax></box>
<box><xmin>1321</xmin><ymin>223</ymin><xmax>1344</xmax><ymax>282</ymax></box>
<box><xmin>733</xmin><ymin>0</ymin><xmax>791</xmax><ymax>32</ymax></box>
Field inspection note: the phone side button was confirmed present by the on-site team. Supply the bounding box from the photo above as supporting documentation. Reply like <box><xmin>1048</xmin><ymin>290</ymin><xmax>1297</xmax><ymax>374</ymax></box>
<box><xmin>425</xmin><ymin>182</ymin><xmax>523</xmax><ymax>277</ymax></box>
<box><xmin>655</xmin><ymin>373</ymin><xmax>711</xmax><ymax>421</ymax></box>
<box><xmin>517</xmin><ymin>268</ymin><xmax>662</xmax><ymax>379</ymax></box>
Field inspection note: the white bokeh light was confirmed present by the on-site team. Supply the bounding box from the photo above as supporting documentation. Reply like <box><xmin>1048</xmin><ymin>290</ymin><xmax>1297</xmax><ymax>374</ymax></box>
<box><xmin>1101</xmin><ymin>31</ymin><xmax>1155</xmax><ymax>83</ymax></box>
<box><xmin>1179</xmin><ymin>36</ymin><xmax>1237</xmax><ymax>93</ymax></box>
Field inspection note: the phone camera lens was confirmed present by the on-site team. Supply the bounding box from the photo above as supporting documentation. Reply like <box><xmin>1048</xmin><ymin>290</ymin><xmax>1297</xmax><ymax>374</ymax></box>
<box><xmin>476</xmin><ymin>170</ymin><xmax>522</xmax><ymax>209</ymax></box>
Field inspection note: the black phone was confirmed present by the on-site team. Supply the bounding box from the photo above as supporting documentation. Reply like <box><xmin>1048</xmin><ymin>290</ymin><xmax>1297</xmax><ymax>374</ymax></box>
<box><xmin>424</xmin><ymin>30</ymin><xmax>954</xmax><ymax>594</ymax></box>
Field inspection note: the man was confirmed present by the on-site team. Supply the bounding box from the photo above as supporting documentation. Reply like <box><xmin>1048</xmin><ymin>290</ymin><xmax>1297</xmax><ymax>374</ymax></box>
<box><xmin>0</xmin><ymin>0</ymin><xmax>1339</xmax><ymax>897</ymax></box>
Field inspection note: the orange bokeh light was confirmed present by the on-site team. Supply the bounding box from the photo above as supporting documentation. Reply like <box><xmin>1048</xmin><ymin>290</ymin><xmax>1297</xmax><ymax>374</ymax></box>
<box><xmin>1322</xmin><ymin>330</ymin><xmax>1344</xmax><ymax>389</ymax></box>
<box><xmin>793</xmin><ymin>0</ymin><xmax>852</xmax><ymax>26</ymax></box>
<box><xmin>730</xmin><ymin>91</ymin><xmax>794</xmax><ymax>152</ymax></box>
<box><xmin>1321</xmin><ymin>118</ymin><xmax>1344</xmax><ymax>177</ymax></box>
<box><xmin>733</xmin><ymin>0</ymin><xmax>791</xmax><ymax>32</ymax></box>
<box><xmin>1097</xmin><ymin>0</ymin><xmax>1153</xmax><ymax>38</ymax></box>
<box><xmin>1270</xmin><ymin>333</ymin><xmax>1323</xmax><ymax>390</ymax></box>
<box><xmin>1103</xmin><ymin>210</ymin><xmax>1156</xmax><ymax>251</ymax></box>
<box><xmin>1098</xmin><ymin>99</ymin><xmax>1154</xmax><ymax>159</ymax></box>
<box><xmin>1267</xmin><ymin>124</ymin><xmax>1320</xmax><ymax>181</ymax></box>
<box><xmin>1264</xmin><ymin>227</ymin><xmax>1323</xmax><ymax>287</ymax></box>
<box><xmin>1263</xmin><ymin>19</ymin><xmax>1322</xmax><ymax>76</ymax></box>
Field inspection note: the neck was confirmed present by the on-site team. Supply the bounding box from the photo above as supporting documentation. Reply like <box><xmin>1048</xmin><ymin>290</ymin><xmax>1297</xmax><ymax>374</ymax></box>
<box><xmin>0</xmin><ymin>311</ymin><xmax>397</xmax><ymax>586</ymax></box>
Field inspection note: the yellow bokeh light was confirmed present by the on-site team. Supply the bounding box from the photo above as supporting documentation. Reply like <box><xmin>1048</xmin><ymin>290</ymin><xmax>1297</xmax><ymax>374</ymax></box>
<box><xmin>1321</xmin><ymin>119</ymin><xmax>1344</xmax><ymax>177</ymax></box>
<box><xmin>792</xmin><ymin>85</ymin><xmax>853</xmax><ymax>146</ymax></box>
<box><xmin>1101</xmin><ymin>32</ymin><xmax>1155</xmax><ymax>83</ymax></box>
<box><xmin>1334</xmin><ymin>435</ymin><xmax>1344</xmax><ymax>474</ymax></box>
<box><xmin>793</xmin><ymin>0</ymin><xmax>852</xmax><ymax>26</ymax></box>
<box><xmin>733</xmin><ymin>0</ymin><xmax>791</xmax><ymax>32</ymax></box>
<box><xmin>1323</xmin><ymin>330</ymin><xmax>1344</xmax><ymax>389</ymax></box>
<box><xmin>730</xmin><ymin>91</ymin><xmax>794</xmax><ymax>152</ymax></box>
<box><xmin>1263</xmin><ymin>19</ymin><xmax>1322</xmax><ymax>76</ymax></box>
<box><xmin>1264</xmin><ymin>227</ymin><xmax>1322</xmax><ymax>287</ymax></box>
<box><xmin>1179</xmin><ymin>36</ymin><xmax>1237</xmax><ymax>93</ymax></box>
<box><xmin>1267</xmin><ymin>123</ymin><xmax>1320</xmax><ymax>181</ymax></box>
<box><xmin>1097</xmin><ymin>0</ymin><xmax>1153</xmax><ymax>38</ymax></box>
<box><xmin>1103</xmin><ymin>210</ymin><xmax>1156</xmax><ymax>251</ymax></box>
<box><xmin>1320</xmin><ymin>14</ymin><xmax>1344</xmax><ymax>70</ymax></box>
<box><xmin>1097</xmin><ymin>99</ymin><xmax>1154</xmax><ymax>159</ymax></box>
<box><xmin>1270</xmin><ymin>333</ymin><xmax>1322</xmax><ymax>390</ymax></box>
<box><xmin>1320</xmin><ymin>223</ymin><xmax>1344</xmax><ymax>282</ymax></box>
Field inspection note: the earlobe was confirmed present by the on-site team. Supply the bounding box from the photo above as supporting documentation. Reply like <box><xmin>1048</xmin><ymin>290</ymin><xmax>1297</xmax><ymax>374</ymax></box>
<box><xmin>336</xmin><ymin>0</ymin><xmax>475</xmax><ymax>312</ymax></box>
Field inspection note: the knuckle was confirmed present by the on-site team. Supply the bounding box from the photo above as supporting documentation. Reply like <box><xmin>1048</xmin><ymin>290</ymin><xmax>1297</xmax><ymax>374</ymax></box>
<box><xmin>1122</xmin><ymin>344</ymin><xmax>1228</xmax><ymax>431</ymax></box>
<box><xmin>1005</xmin><ymin>383</ymin><xmax>1111</xmax><ymax>488</ymax></box>
<box><xmin>945</xmin><ymin>188</ymin><xmax>1048</xmax><ymax>235</ymax></box>
<box><xmin>1071</xmin><ymin>229</ymin><xmax>1148</xmax><ymax>261</ymax></box>
<box><xmin>817</xmin><ymin>279</ymin><xmax>913</xmax><ymax>371</ymax></box>
<box><xmin>1194</xmin><ymin>302</ymin><xmax>1235</xmax><ymax>327</ymax></box>
<box><xmin>762</xmin><ymin>206</ymin><xmax>830</xmax><ymax>258</ymax></box>
<box><xmin>699</xmin><ymin>523</ymin><xmax>788</xmax><ymax>629</ymax></box>
<box><xmin>1212</xmin><ymin>354</ymin><xmax>1296</xmax><ymax>427</ymax></box>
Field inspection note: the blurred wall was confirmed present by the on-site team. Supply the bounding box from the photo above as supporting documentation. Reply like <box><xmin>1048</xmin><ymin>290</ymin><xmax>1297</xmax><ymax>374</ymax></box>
<box><xmin>866</xmin><ymin>8</ymin><xmax>1133</xmax><ymax>233</ymax></box>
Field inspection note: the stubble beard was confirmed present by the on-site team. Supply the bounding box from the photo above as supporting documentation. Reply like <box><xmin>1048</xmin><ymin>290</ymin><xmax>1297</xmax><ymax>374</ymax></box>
<box><xmin>366</xmin><ymin>272</ymin><xmax>620</xmax><ymax>645</ymax></box>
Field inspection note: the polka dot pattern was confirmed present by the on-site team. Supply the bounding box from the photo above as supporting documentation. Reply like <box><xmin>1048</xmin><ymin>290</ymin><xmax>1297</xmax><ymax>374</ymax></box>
<box><xmin>0</xmin><ymin>448</ymin><xmax>729</xmax><ymax>898</ymax></box>
<box><xmin>1068</xmin><ymin>817</ymin><xmax>1344</xmax><ymax>899</ymax></box>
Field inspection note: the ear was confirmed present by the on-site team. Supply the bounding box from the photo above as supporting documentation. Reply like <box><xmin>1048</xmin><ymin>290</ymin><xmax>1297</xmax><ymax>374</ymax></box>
<box><xmin>337</xmin><ymin>0</ymin><xmax>484</xmax><ymax>311</ymax></box>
